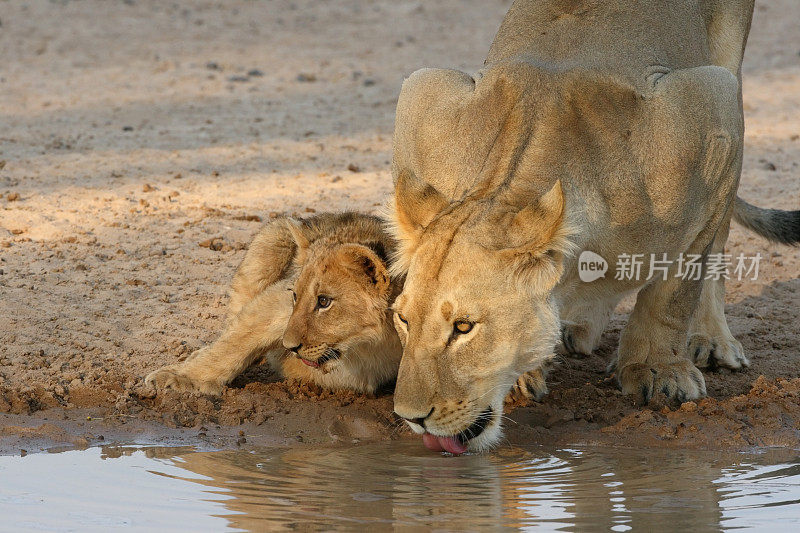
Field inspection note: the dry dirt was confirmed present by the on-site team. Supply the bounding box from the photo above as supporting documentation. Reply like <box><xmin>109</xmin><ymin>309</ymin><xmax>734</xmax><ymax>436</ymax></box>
<box><xmin>1</xmin><ymin>0</ymin><xmax>799</xmax><ymax>455</ymax></box>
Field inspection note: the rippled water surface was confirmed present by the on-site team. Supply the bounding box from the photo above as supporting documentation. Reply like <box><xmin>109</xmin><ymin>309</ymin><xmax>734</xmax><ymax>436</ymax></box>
<box><xmin>1</xmin><ymin>441</ymin><xmax>799</xmax><ymax>531</ymax></box>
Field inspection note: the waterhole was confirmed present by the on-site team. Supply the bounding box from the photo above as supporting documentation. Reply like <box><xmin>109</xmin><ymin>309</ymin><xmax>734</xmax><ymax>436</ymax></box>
<box><xmin>1</xmin><ymin>441</ymin><xmax>798</xmax><ymax>531</ymax></box>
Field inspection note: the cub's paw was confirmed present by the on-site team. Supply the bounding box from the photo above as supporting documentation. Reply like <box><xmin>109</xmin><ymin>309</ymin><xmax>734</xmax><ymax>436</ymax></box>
<box><xmin>144</xmin><ymin>366</ymin><xmax>223</xmax><ymax>395</ymax></box>
<box><xmin>560</xmin><ymin>323</ymin><xmax>595</xmax><ymax>358</ymax></box>
<box><xmin>505</xmin><ymin>368</ymin><xmax>548</xmax><ymax>404</ymax></box>
<box><xmin>615</xmin><ymin>359</ymin><xmax>706</xmax><ymax>404</ymax></box>
<box><xmin>688</xmin><ymin>334</ymin><xmax>748</xmax><ymax>370</ymax></box>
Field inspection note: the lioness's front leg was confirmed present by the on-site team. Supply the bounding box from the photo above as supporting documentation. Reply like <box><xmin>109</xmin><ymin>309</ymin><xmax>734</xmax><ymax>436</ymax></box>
<box><xmin>612</xmin><ymin>272</ymin><xmax>706</xmax><ymax>404</ymax></box>
<box><xmin>146</xmin><ymin>281</ymin><xmax>293</xmax><ymax>394</ymax></box>
<box><xmin>560</xmin><ymin>294</ymin><xmax>622</xmax><ymax>357</ymax></box>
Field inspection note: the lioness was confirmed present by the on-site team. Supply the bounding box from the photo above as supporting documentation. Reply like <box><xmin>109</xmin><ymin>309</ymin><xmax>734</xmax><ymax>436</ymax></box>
<box><xmin>145</xmin><ymin>213</ymin><xmax>403</xmax><ymax>395</ymax></box>
<box><xmin>389</xmin><ymin>0</ymin><xmax>799</xmax><ymax>453</ymax></box>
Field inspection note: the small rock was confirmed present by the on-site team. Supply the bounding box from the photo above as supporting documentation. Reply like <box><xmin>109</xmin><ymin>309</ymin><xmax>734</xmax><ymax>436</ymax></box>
<box><xmin>762</xmin><ymin>162</ymin><xmax>776</xmax><ymax>171</ymax></box>
<box><xmin>362</xmin><ymin>78</ymin><xmax>376</xmax><ymax>87</ymax></box>
<box><xmin>122</xmin><ymin>126</ymin><xmax>134</xmax><ymax>132</ymax></box>
<box><xmin>199</xmin><ymin>237</ymin><xmax>226</xmax><ymax>251</ymax></box>
<box><xmin>0</xmin><ymin>160</ymin><xmax>6</xmax><ymax>170</ymax></box>
<box><xmin>331</xmin><ymin>175</ymin><xmax>342</xmax><ymax>183</ymax></box>
<box><xmin>206</xmin><ymin>61</ymin><xmax>220</xmax><ymax>71</ymax></box>
<box><xmin>347</xmin><ymin>163</ymin><xmax>360</xmax><ymax>172</ymax></box>
<box><xmin>304</xmin><ymin>207</ymin><xmax>316</xmax><ymax>213</ymax></box>
<box><xmin>296</xmin><ymin>73</ymin><xmax>316</xmax><ymax>82</ymax></box>
<box><xmin>228</xmin><ymin>75</ymin><xmax>249</xmax><ymax>83</ymax></box>
<box><xmin>247</xmin><ymin>69</ymin><xmax>264</xmax><ymax>77</ymax></box>
<box><xmin>7</xmin><ymin>192</ymin><xmax>19</xmax><ymax>201</ymax></box>
<box><xmin>142</xmin><ymin>183</ymin><xmax>155</xmax><ymax>192</ymax></box>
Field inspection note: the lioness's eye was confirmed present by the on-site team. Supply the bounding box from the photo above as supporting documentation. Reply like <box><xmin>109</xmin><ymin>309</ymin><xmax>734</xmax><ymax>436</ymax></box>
<box><xmin>454</xmin><ymin>321</ymin><xmax>473</xmax><ymax>334</ymax></box>
<box><xmin>397</xmin><ymin>313</ymin><xmax>408</xmax><ymax>325</ymax></box>
<box><xmin>317</xmin><ymin>295</ymin><xmax>331</xmax><ymax>309</ymax></box>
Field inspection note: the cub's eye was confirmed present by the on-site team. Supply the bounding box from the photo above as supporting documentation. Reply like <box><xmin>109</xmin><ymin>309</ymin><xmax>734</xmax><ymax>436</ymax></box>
<box><xmin>397</xmin><ymin>313</ymin><xmax>408</xmax><ymax>325</ymax></box>
<box><xmin>317</xmin><ymin>295</ymin><xmax>331</xmax><ymax>309</ymax></box>
<box><xmin>454</xmin><ymin>320</ymin><xmax>474</xmax><ymax>334</ymax></box>
<box><xmin>290</xmin><ymin>290</ymin><xmax>297</xmax><ymax>303</ymax></box>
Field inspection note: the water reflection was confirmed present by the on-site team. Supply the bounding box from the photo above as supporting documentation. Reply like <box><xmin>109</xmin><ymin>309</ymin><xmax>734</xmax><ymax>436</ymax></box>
<box><xmin>1</xmin><ymin>442</ymin><xmax>798</xmax><ymax>531</ymax></box>
<box><xmin>144</xmin><ymin>442</ymin><xmax>800</xmax><ymax>531</ymax></box>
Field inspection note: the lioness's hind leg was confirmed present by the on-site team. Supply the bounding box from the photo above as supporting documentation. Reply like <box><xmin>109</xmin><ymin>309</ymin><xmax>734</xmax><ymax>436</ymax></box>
<box><xmin>687</xmin><ymin>260</ymin><xmax>748</xmax><ymax>370</ymax></box>
<box><xmin>560</xmin><ymin>294</ymin><xmax>622</xmax><ymax>357</ymax></box>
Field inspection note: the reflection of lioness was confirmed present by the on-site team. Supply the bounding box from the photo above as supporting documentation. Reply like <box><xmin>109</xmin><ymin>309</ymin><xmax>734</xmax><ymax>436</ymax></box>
<box><xmin>145</xmin><ymin>213</ymin><xmax>403</xmax><ymax>395</ymax></box>
<box><xmin>390</xmin><ymin>0</ymin><xmax>799</xmax><ymax>453</ymax></box>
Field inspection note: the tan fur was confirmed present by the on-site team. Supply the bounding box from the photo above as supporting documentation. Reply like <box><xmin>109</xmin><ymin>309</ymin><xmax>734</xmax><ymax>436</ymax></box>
<box><xmin>389</xmin><ymin>0</ymin><xmax>763</xmax><ymax>451</ymax></box>
<box><xmin>145</xmin><ymin>213</ymin><xmax>402</xmax><ymax>395</ymax></box>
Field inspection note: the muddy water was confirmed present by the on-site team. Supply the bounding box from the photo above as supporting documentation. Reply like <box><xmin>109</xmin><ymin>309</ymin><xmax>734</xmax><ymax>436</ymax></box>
<box><xmin>1</xmin><ymin>442</ymin><xmax>799</xmax><ymax>532</ymax></box>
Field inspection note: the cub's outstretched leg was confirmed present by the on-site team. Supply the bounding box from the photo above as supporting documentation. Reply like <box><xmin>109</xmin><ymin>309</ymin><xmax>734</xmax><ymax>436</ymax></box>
<box><xmin>505</xmin><ymin>367</ymin><xmax>549</xmax><ymax>404</ymax></box>
<box><xmin>147</xmin><ymin>218</ymin><xmax>298</xmax><ymax>394</ymax></box>
<box><xmin>145</xmin><ymin>281</ymin><xmax>293</xmax><ymax>394</ymax></box>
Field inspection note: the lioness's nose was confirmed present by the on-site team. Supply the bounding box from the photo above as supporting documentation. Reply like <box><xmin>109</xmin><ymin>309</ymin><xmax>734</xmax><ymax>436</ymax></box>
<box><xmin>283</xmin><ymin>341</ymin><xmax>302</xmax><ymax>353</ymax></box>
<box><xmin>396</xmin><ymin>407</ymin><xmax>434</xmax><ymax>429</ymax></box>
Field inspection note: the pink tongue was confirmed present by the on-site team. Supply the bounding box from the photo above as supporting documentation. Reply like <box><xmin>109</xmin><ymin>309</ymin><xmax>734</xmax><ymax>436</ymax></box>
<box><xmin>422</xmin><ymin>433</ymin><xmax>467</xmax><ymax>455</ymax></box>
<box><xmin>300</xmin><ymin>359</ymin><xmax>319</xmax><ymax>368</ymax></box>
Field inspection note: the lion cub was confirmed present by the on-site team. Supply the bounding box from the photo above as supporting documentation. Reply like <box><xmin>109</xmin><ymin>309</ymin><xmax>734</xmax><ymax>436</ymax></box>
<box><xmin>145</xmin><ymin>212</ymin><xmax>403</xmax><ymax>395</ymax></box>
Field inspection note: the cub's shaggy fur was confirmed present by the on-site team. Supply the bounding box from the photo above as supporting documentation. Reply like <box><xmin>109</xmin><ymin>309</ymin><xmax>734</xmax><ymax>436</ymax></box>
<box><xmin>145</xmin><ymin>213</ymin><xmax>403</xmax><ymax>395</ymax></box>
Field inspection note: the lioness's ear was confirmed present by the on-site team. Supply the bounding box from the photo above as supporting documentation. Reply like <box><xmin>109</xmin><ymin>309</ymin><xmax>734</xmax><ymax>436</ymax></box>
<box><xmin>497</xmin><ymin>180</ymin><xmax>572</xmax><ymax>294</ymax></box>
<box><xmin>338</xmin><ymin>244</ymin><xmax>391</xmax><ymax>297</ymax></box>
<box><xmin>392</xmin><ymin>169</ymin><xmax>449</xmax><ymax>236</ymax></box>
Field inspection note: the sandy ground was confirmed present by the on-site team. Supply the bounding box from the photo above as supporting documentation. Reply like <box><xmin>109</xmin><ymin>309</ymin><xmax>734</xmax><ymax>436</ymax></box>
<box><xmin>1</xmin><ymin>0</ymin><xmax>799</xmax><ymax>455</ymax></box>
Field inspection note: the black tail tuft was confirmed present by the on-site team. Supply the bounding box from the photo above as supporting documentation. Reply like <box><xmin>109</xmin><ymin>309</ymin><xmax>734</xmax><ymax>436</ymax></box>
<box><xmin>733</xmin><ymin>197</ymin><xmax>800</xmax><ymax>246</ymax></box>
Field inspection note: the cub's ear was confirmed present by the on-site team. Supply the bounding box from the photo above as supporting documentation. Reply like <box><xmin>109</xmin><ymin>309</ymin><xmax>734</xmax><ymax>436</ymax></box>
<box><xmin>338</xmin><ymin>244</ymin><xmax>391</xmax><ymax>297</ymax></box>
<box><xmin>284</xmin><ymin>218</ymin><xmax>311</xmax><ymax>264</ymax></box>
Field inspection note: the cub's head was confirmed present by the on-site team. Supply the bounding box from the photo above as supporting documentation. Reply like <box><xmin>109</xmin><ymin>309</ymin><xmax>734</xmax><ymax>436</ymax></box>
<box><xmin>281</xmin><ymin>235</ymin><xmax>393</xmax><ymax>374</ymax></box>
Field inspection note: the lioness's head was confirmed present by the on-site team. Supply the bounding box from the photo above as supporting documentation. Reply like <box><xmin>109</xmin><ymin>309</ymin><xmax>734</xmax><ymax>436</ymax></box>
<box><xmin>388</xmin><ymin>65</ymin><xmax>575</xmax><ymax>453</ymax></box>
<box><xmin>282</xmin><ymin>233</ymin><xmax>393</xmax><ymax>375</ymax></box>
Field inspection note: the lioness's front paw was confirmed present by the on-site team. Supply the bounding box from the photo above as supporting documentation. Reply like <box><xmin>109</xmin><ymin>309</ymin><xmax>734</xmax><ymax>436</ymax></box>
<box><xmin>616</xmin><ymin>359</ymin><xmax>706</xmax><ymax>404</ymax></box>
<box><xmin>688</xmin><ymin>334</ymin><xmax>748</xmax><ymax>370</ymax></box>
<box><xmin>145</xmin><ymin>366</ymin><xmax>223</xmax><ymax>395</ymax></box>
<box><xmin>505</xmin><ymin>368</ymin><xmax>548</xmax><ymax>404</ymax></box>
<box><xmin>561</xmin><ymin>323</ymin><xmax>595</xmax><ymax>358</ymax></box>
